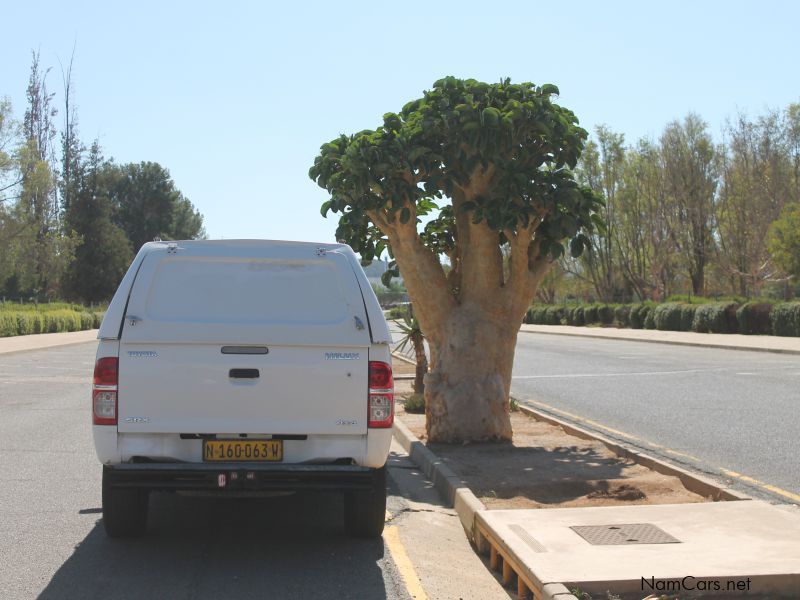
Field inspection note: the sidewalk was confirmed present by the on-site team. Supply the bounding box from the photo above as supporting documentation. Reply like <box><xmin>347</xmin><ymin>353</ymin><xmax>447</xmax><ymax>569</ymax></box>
<box><xmin>520</xmin><ymin>323</ymin><xmax>800</xmax><ymax>355</ymax></box>
<box><xmin>0</xmin><ymin>329</ymin><xmax>98</xmax><ymax>355</ymax></box>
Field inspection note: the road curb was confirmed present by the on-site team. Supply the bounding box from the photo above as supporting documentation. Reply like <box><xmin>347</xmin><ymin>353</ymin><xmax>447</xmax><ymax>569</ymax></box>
<box><xmin>392</xmin><ymin>419</ymin><xmax>486</xmax><ymax>541</ymax></box>
<box><xmin>0</xmin><ymin>329</ymin><xmax>99</xmax><ymax>356</ymax></box>
<box><xmin>518</xmin><ymin>326</ymin><xmax>800</xmax><ymax>355</ymax></box>
<box><xmin>391</xmin><ymin>350</ymin><xmax>416</xmax><ymax>365</ymax></box>
<box><xmin>513</xmin><ymin>400</ymin><xmax>751</xmax><ymax>502</ymax></box>
<box><xmin>391</xmin><ymin>421</ymin><xmax>580</xmax><ymax>600</ymax></box>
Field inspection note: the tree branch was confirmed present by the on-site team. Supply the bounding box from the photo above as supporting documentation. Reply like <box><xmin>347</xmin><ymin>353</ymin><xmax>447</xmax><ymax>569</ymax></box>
<box><xmin>367</xmin><ymin>209</ymin><xmax>454</xmax><ymax>344</ymax></box>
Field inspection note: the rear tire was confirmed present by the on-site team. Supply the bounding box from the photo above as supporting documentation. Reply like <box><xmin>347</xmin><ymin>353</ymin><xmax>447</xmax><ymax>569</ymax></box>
<box><xmin>344</xmin><ymin>466</ymin><xmax>387</xmax><ymax>538</ymax></box>
<box><xmin>102</xmin><ymin>468</ymin><xmax>149</xmax><ymax>538</ymax></box>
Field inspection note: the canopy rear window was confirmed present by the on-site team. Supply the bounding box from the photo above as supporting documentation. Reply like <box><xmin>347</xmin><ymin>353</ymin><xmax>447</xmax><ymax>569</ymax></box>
<box><xmin>143</xmin><ymin>257</ymin><xmax>349</xmax><ymax>324</ymax></box>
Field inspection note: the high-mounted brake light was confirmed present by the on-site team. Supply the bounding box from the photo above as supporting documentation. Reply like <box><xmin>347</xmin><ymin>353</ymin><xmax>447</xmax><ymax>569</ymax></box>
<box><xmin>93</xmin><ymin>357</ymin><xmax>118</xmax><ymax>425</ymax></box>
<box><xmin>368</xmin><ymin>361</ymin><xmax>394</xmax><ymax>428</ymax></box>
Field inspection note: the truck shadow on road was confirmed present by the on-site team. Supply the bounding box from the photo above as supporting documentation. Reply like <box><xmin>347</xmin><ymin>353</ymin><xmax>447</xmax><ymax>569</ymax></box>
<box><xmin>39</xmin><ymin>491</ymin><xmax>392</xmax><ymax>600</ymax></box>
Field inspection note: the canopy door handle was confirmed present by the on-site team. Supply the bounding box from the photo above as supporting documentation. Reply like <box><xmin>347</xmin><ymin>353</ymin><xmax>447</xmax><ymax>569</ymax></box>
<box><xmin>229</xmin><ymin>368</ymin><xmax>260</xmax><ymax>379</ymax></box>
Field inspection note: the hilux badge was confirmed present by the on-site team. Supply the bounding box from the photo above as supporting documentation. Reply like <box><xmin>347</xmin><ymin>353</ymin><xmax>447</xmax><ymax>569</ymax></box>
<box><xmin>325</xmin><ymin>352</ymin><xmax>359</xmax><ymax>360</ymax></box>
<box><xmin>127</xmin><ymin>351</ymin><xmax>158</xmax><ymax>358</ymax></box>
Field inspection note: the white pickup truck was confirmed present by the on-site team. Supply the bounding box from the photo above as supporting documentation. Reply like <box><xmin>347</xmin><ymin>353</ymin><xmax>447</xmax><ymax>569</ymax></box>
<box><xmin>92</xmin><ymin>240</ymin><xmax>394</xmax><ymax>538</ymax></box>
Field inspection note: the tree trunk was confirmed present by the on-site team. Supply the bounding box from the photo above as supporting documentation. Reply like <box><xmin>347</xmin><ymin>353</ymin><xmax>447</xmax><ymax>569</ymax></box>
<box><xmin>424</xmin><ymin>304</ymin><xmax>516</xmax><ymax>443</ymax></box>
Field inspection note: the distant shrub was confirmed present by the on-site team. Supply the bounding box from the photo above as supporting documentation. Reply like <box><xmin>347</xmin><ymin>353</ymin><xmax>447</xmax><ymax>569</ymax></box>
<box><xmin>654</xmin><ymin>303</ymin><xmax>684</xmax><ymax>331</ymax></box>
<box><xmin>614</xmin><ymin>305</ymin><xmax>631</xmax><ymax>328</ymax></box>
<box><xmin>770</xmin><ymin>302</ymin><xmax>800</xmax><ymax>337</ymax></box>
<box><xmin>528</xmin><ymin>306</ymin><xmax>543</xmax><ymax>324</ymax></box>
<box><xmin>387</xmin><ymin>305</ymin><xmax>410</xmax><ymax>320</ymax></box>
<box><xmin>16</xmin><ymin>313</ymin><xmax>35</xmax><ymax>336</ymax></box>
<box><xmin>583</xmin><ymin>305</ymin><xmax>599</xmax><ymax>325</ymax></box>
<box><xmin>692</xmin><ymin>302</ymin><xmax>739</xmax><ymax>334</ymax></box>
<box><xmin>0</xmin><ymin>313</ymin><xmax>17</xmax><ymax>337</ymax></box>
<box><xmin>404</xmin><ymin>393</ymin><xmax>425</xmax><ymax>414</ymax></box>
<box><xmin>643</xmin><ymin>306</ymin><xmax>657</xmax><ymax>329</ymax></box>
<box><xmin>737</xmin><ymin>302</ymin><xmax>773</xmax><ymax>335</ymax></box>
<box><xmin>0</xmin><ymin>301</ymin><xmax>87</xmax><ymax>313</ymax></box>
<box><xmin>630</xmin><ymin>304</ymin><xmax>647</xmax><ymax>329</ymax></box>
<box><xmin>597</xmin><ymin>305</ymin><xmax>615</xmax><ymax>325</ymax></box>
<box><xmin>0</xmin><ymin>307</ymin><xmax>103</xmax><ymax>337</ymax></box>
<box><xmin>544</xmin><ymin>306</ymin><xmax>564</xmax><ymax>325</ymax></box>
<box><xmin>569</xmin><ymin>306</ymin><xmax>585</xmax><ymax>326</ymax></box>
<box><xmin>680</xmin><ymin>304</ymin><xmax>699</xmax><ymax>332</ymax></box>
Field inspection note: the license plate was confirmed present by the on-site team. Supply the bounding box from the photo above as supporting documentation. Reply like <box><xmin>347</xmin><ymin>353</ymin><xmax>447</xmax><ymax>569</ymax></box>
<box><xmin>203</xmin><ymin>439</ymin><xmax>283</xmax><ymax>462</ymax></box>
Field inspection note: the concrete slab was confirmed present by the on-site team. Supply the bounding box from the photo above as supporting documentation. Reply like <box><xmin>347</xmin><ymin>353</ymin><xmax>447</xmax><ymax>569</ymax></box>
<box><xmin>0</xmin><ymin>330</ymin><xmax>98</xmax><ymax>355</ymax></box>
<box><xmin>477</xmin><ymin>501</ymin><xmax>800</xmax><ymax>598</ymax></box>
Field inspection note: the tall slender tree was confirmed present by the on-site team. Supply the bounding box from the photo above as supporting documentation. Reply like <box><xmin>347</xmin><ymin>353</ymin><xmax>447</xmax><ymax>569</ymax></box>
<box><xmin>661</xmin><ymin>114</ymin><xmax>717</xmax><ymax>295</ymax></box>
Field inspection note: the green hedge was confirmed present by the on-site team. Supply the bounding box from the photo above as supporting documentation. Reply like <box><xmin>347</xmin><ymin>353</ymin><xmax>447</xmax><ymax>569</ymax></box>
<box><xmin>737</xmin><ymin>302</ymin><xmax>773</xmax><ymax>335</ymax></box>
<box><xmin>771</xmin><ymin>303</ymin><xmax>800</xmax><ymax>337</ymax></box>
<box><xmin>614</xmin><ymin>305</ymin><xmax>631</xmax><ymax>328</ymax></box>
<box><xmin>654</xmin><ymin>303</ymin><xmax>683</xmax><ymax>331</ymax></box>
<box><xmin>0</xmin><ymin>308</ymin><xmax>105</xmax><ymax>337</ymax></box>
<box><xmin>681</xmin><ymin>305</ymin><xmax>699</xmax><ymax>332</ymax></box>
<box><xmin>692</xmin><ymin>302</ymin><xmax>739</xmax><ymax>334</ymax></box>
<box><xmin>630</xmin><ymin>304</ymin><xmax>647</xmax><ymax>329</ymax></box>
<box><xmin>524</xmin><ymin>300</ymin><xmax>800</xmax><ymax>337</ymax></box>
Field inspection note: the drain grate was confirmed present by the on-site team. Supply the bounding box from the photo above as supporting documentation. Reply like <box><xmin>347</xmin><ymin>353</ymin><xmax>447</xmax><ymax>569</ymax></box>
<box><xmin>570</xmin><ymin>523</ymin><xmax>681</xmax><ymax>545</ymax></box>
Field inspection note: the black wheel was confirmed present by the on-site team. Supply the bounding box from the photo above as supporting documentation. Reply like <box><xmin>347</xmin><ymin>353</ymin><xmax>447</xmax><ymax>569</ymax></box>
<box><xmin>102</xmin><ymin>468</ymin><xmax>149</xmax><ymax>538</ymax></box>
<box><xmin>344</xmin><ymin>466</ymin><xmax>387</xmax><ymax>538</ymax></box>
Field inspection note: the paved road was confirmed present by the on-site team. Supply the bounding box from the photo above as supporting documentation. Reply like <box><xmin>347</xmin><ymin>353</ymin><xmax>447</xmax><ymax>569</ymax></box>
<box><xmin>0</xmin><ymin>342</ymin><xmax>509</xmax><ymax>600</ymax></box>
<box><xmin>510</xmin><ymin>333</ymin><xmax>800</xmax><ymax>503</ymax></box>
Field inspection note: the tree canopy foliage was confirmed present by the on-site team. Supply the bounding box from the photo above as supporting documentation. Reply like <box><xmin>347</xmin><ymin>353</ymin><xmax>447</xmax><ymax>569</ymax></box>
<box><xmin>311</xmin><ymin>77</ymin><xmax>599</xmax><ymax>275</ymax></box>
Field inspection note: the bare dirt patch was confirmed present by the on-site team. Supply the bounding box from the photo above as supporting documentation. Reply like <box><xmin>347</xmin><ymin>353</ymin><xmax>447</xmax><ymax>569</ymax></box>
<box><xmin>392</xmin><ymin>358</ymin><xmax>707</xmax><ymax>510</ymax></box>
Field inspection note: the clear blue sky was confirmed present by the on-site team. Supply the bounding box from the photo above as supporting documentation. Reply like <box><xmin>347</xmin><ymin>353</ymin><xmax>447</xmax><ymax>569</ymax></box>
<box><xmin>2</xmin><ymin>1</ymin><xmax>798</xmax><ymax>243</ymax></box>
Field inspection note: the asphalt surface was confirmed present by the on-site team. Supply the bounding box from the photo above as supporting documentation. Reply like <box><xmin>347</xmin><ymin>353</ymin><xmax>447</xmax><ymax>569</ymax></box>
<box><xmin>511</xmin><ymin>333</ymin><xmax>800</xmax><ymax>502</ymax></box>
<box><xmin>0</xmin><ymin>341</ymin><xmax>509</xmax><ymax>600</ymax></box>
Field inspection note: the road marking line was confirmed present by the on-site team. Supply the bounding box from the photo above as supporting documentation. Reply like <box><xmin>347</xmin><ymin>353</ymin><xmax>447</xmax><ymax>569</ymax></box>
<box><xmin>523</xmin><ymin>399</ymin><xmax>643</xmax><ymax>442</ymax></box>
<box><xmin>720</xmin><ymin>469</ymin><xmax>800</xmax><ymax>503</ymax></box>
<box><xmin>662</xmin><ymin>448</ymin><xmax>703</xmax><ymax>462</ymax></box>
<box><xmin>384</xmin><ymin>525</ymin><xmax>429</xmax><ymax>600</ymax></box>
<box><xmin>512</xmin><ymin>367</ymin><xmax>724</xmax><ymax>379</ymax></box>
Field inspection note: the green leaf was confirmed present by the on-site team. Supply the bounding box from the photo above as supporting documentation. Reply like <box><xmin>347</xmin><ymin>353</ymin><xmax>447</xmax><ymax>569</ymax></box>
<box><xmin>482</xmin><ymin>107</ymin><xmax>501</xmax><ymax>127</ymax></box>
<box><xmin>540</xmin><ymin>83</ymin><xmax>559</xmax><ymax>96</ymax></box>
<box><xmin>320</xmin><ymin>200</ymin><xmax>332</xmax><ymax>217</ymax></box>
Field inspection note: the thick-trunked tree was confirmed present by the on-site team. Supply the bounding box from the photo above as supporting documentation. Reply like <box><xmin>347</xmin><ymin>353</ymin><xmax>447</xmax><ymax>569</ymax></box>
<box><xmin>310</xmin><ymin>77</ymin><xmax>601</xmax><ymax>442</ymax></box>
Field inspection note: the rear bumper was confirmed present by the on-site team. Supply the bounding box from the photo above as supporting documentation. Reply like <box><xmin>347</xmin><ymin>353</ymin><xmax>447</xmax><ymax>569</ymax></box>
<box><xmin>103</xmin><ymin>463</ymin><xmax>376</xmax><ymax>492</ymax></box>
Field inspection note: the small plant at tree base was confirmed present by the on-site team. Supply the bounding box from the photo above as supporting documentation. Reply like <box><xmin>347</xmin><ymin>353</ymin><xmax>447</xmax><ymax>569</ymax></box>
<box><xmin>404</xmin><ymin>393</ymin><xmax>425</xmax><ymax>414</ymax></box>
<box><xmin>394</xmin><ymin>307</ymin><xmax>428</xmax><ymax>395</ymax></box>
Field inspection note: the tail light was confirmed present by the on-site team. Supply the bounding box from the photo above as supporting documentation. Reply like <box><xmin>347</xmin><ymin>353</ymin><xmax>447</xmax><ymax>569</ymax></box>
<box><xmin>368</xmin><ymin>361</ymin><xmax>394</xmax><ymax>428</ymax></box>
<box><xmin>93</xmin><ymin>357</ymin><xmax>118</xmax><ymax>425</ymax></box>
